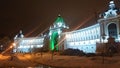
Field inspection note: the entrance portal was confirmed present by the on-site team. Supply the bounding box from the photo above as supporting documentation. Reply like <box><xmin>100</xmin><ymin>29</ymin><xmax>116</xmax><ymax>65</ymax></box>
<box><xmin>108</xmin><ymin>23</ymin><xmax>117</xmax><ymax>38</ymax></box>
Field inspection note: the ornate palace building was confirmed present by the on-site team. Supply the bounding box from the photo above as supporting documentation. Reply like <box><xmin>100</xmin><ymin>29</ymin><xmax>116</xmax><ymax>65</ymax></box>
<box><xmin>63</xmin><ymin>1</ymin><xmax>120</xmax><ymax>53</ymax></box>
<box><xmin>13</xmin><ymin>30</ymin><xmax>44</xmax><ymax>52</ymax></box>
<box><xmin>14</xmin><ymin>0</ymin><xmax>120</xmax><ymax>53</ymax></box>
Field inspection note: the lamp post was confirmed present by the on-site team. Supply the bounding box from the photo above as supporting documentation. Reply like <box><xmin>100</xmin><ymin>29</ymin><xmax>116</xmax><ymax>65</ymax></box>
<box><xmin>102</xmin><ymin>33</ymin><xmax>106</xmax><ymax>64</ymax></box>
<box><xmin>9</xmin><ymin>43</ymin><xmax>16</xmax><ymax>61</ymax></box>
<box><xmin>12</xmin><ymin>43</ymin><xmax>16</xmax><ymax>53</ymax></box>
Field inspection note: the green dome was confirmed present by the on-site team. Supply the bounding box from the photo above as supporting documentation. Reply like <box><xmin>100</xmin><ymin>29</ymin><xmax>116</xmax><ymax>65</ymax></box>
<box><xmin>54</xmin><ymin>14</ymin><xmax>65</xmax><ymax>24</ymax></box>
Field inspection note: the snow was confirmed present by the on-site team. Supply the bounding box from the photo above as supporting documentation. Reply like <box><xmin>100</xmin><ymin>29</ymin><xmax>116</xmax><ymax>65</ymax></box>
<box><xmin>32</xmin><ymin>53</ymin><xmax>120</xmax><ymax>68</ymax></box>
<box><xmin>0</xmin><ymin>53</ymin><xmax>120</xmax><ymax>68</ymax></box>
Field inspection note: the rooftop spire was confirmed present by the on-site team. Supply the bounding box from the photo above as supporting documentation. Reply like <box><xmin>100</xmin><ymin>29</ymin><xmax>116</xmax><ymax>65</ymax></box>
<box><xmin>54</xmin><ymin>14</ymin><xmax>65</xmax><ymax>24</ymax></box>
<box><xmin>58</xmin><ymin>14</ymin><xmax>61</xmax><ymax>17</ymax></box>
<box><xmin>20</xmin><ymin>30</ymin><xmax>22</xmax><ymax>34</ymax></box>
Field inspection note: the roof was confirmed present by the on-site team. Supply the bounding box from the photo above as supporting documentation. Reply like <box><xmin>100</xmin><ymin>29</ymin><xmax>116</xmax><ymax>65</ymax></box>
<box><xmin>54</xmin><ymin>14</ymin><xmax>65</xmax><ymax>24</ymax></box>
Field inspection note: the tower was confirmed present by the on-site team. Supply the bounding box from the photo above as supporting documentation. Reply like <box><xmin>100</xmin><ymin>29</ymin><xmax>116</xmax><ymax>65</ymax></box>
<box><xmin>98</xmin><ymin>0</ymin><xmax>120</xmax><ymax>42</ymax></box>
<box><xmin>13</xmin><ymin>30</ymin><xmax>24</xmax><ymax>52</ymax></box>
<box><xmin>14</xmin><ymin>30</ymin><xmax>24</xmax><ymax>39</ymax></box>
<box><xmin>49</xmin><ymin>14</ymin><xmax>68</xmax><ymax>51</ymax></box>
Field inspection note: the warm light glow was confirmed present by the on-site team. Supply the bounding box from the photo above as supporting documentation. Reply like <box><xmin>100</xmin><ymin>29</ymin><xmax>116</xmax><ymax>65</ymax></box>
<box><xmin>12</xmin><ymin>43</ymin><xmax>16</xmax><ymax>46</ymax></box>
<box><xmin>10</xmin><ymin>46</ymin><xmax>13</xmax><ymax>48</ymax></box>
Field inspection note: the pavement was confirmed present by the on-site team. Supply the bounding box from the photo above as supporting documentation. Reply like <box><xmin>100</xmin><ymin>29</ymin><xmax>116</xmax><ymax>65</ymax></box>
<box><xmin>0</xmin><ymin>53</ymin><xmax>120</xmax><ymax>68</ymax></box>
<box><xmin>0</xmin><ymin>54</ymin><xmax>37</xmax><ymax>68</ymax></box>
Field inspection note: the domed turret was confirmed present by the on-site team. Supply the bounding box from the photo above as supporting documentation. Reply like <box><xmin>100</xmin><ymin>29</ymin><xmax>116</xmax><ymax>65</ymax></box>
<box><xmin>53</xmin><ymin>14</ymin><xmax>65</xmax><ymax>28</ymax></box>
<box><xmin>14</xmin><ymin>30</ymin><xmax>24</xmax><ymax>39</ymax></box>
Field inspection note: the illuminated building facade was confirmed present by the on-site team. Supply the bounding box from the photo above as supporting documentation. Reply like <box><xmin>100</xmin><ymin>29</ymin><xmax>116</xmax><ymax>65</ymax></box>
<box><xmin>64</xmin><ymin>24</ymin><xmax>100</xmax><ymax>53</ymax></box>
<box><xmin>14</xmin><ymin>0</ymin><xmax>120</xmax><ymax>53</ymax></box>
<box><xmin>14</xmin><ymin>30</ymin><xmax>44</xmax><ymax>53</ymax></box>
<box><xmin>63</xmin><ymin>1</ymin><xmax>120</xmax><ymax>53</ymax></box>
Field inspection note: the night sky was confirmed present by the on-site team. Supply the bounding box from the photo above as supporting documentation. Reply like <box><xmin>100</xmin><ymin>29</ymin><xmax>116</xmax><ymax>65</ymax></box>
<box><xmin>0</xmin><ymin>0</ymin><xmax>120</xmax><ymax>37</ymax></box>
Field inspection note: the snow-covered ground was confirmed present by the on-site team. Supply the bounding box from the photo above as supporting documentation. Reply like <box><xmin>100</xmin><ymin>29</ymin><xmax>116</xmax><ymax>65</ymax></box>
<box><xmin>0</xmin><ymin>53</ymin><xmax>120</xmax><ymax>68</ymax></box>
<box><xmin>0</xmin><ymin>54</ymin><xmax>36</xmax><ymax>67</ymax></box>
<box><xmin>32</xmin><ymin>53</ymin><xmax>120</xmax><ymax>68</ymax></box>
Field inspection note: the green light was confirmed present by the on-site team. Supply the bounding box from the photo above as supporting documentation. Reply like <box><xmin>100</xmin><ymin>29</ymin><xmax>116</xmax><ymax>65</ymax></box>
<box><xmin>49</xmin><ymin>15</ymin><xmax>66</xmax><ymax>51</ymax></box>
<box><xmin>54</xmin><ymin>15</ymin><xmax>65</xmax><ymax>24</ymax></box>
<box><xmin>50</xmin><ymin>31</ymin><xmax>58</xmax><ymax>51</ymax></box>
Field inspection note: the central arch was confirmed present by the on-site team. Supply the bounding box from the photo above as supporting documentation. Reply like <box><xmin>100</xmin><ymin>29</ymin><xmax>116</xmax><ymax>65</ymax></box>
<box><xmin>108</xmin><ymin>23</ymin><xmax>117</xmax><ymax>38</ymax></box>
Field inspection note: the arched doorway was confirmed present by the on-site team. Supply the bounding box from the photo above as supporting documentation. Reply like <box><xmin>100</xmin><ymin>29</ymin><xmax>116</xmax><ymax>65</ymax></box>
<box><xmin>108</xmin><ymin>23</ymin><xmax>117</xmax><ymax>38</ymax></box>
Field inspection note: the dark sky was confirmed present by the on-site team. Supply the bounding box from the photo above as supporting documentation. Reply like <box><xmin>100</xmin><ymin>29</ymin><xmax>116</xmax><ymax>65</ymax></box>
<box><xmin>0</xmin><ymin>0</ymin><xmax>120</xmax><ymax>37</ymax></box>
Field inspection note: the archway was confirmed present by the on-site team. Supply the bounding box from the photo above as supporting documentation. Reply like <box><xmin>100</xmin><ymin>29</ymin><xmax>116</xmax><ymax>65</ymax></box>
<box><xmin>108</xmin><ymin>23</ymin><xmax>117</xmax><ymax>38</ymax></box>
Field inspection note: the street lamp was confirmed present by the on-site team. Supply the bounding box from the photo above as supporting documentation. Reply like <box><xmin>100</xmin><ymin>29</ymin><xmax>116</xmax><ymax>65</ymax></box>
<box><xmin>12</xmin><ymin>43</ymin><xmax>16</xmax><ymax>47</ymax></box>
<box><xmin>101</xmin><ymin>33</ymin><xmax>106</xmax><ymax>64</ymax></box>
<box><xmin>10</xmin><ymin>45</ymin><xmax>13</xmax><ymax>48</ymax></box>
<box><xmin>9</xmin><ymin>43</ymin><xmax>16</xmax><ymax>53</ymax></box>
<box><xmin>12</xmin><ymin>43</ymin><xmax>16</xmax><ymax>53</ymax></box>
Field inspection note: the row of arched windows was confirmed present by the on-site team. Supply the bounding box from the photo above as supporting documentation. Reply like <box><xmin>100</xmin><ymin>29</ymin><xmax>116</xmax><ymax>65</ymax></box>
<box><xmin>66</xmin><ymin>24</ymin><xmax>100</xmax><ymax>42</ymax></box>
<box><xmin>20</xmin><ymin>38</ymin><xmax>44</xmax><ymax>45</ymax></box>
